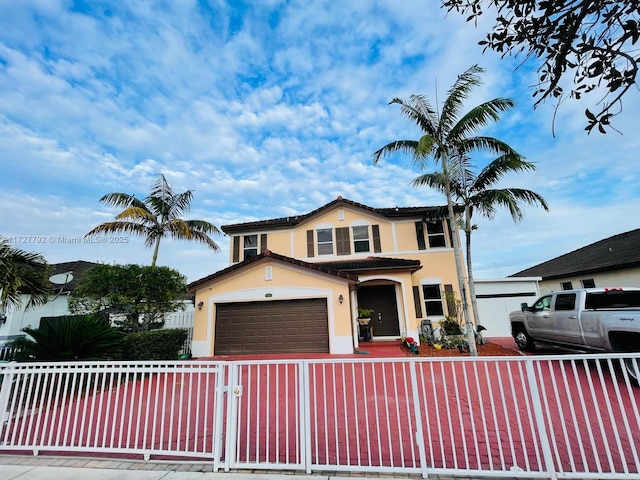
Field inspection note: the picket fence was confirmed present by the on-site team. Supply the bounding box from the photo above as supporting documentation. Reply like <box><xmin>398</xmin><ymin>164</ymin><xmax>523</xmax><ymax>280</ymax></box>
<box><xmin>1</xmin><ymin>353</ymin><xmax>639</xmax><ymax>479</ymax></box>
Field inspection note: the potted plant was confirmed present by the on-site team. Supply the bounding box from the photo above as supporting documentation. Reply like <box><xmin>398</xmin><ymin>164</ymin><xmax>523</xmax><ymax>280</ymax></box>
<box><xmin>357</xmin><ymin>307</ymin><xmax>374</xmax><ymax>325</ymax></box>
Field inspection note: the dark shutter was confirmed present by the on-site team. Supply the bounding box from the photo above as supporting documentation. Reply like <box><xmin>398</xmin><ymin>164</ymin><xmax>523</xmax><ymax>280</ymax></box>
<box><xmin>306</xmin><ymin>230</ymin><xmax>314</xmax><ymax>257</ymax></box>
<box><xmin>232</xmin><ymin>236</ymin><xmax>240</xmax><ymax>263</ymax></box>
<box><xmin>415</xmin><ymin>221</ymin><xmax>426</xmax><ymax>250</ymax></box>
<box><xmin>372</xmin><ymin>224</ymin><xmax>382</xmax><ymax>253</ymax></box>
<box><xmin>444</xmin><ymin>284</ymin><xmax>456</xmax><ymax>316</ymax></box>
<box><xmin>413</xmin><ymin>286</ymin><xmax>423</xmax><ymax>318</ymax></box>
<box><xmin>336</xmin><ymin>227</ymin><xmax>351</xmax><ymax>255</ymax></box>
<box><xmin>260</xmin><ymin>233</ymin><xmax>267</xmax><ymax>253</ymax></box>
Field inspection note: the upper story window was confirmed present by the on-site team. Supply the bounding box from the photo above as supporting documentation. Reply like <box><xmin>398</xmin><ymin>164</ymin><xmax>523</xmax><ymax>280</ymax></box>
<box><xmin>352</xmin><ymin>226</ymin><xmax>370</xmax><ymax>253</ymax></box>
<box><xmin>426</xmin><ymin>221</ymin><xmax>446</xmax><ymax>247</ymax></box>
<box><xmin>232</xmin><ymin>233</ymin><xmax>267</xmax><ymax>262</ymax></box>
<box><xmin>244</xmin><ymin>235</ymin><xmax>258</xmax><ymax>258</ymax></box>
<box><xmin>317</xmin><ymin>228</ymin><xmax>333</xmax><ymax>255</ymax></box>
<box><xmin>306</xmin><ymin>224</ymin><xmax>381</xmax><ymax>258</ymax></box>
<box><xmin>581</xmin><ymin>278</ymin><xmax>596</xmax><ymax>288</ymax></box>
<box><xmin>415</xmin><ymin>220</ymin><xmax>447</xmax><ymax>250</ymax></box>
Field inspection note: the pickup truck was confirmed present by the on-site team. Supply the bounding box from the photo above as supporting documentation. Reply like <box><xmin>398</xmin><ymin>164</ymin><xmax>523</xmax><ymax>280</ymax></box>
<box><xmin>510</xmin><ymin>287</ymin><xmax>640</xmax><ymax>379</ymax></box>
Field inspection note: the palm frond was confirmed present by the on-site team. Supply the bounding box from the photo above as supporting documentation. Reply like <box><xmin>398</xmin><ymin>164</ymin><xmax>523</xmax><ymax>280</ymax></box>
<box><xmin>99</xmin><ymin>193</ymin><xmax>144</xmax><ymax>209</ymax></box>
<box><xmin>449</xmin><ymin>98</ymin><xmax>515</xmax><ymax>142</ymax></box>
<box><xmin>185</xmin><ymin>220</ymin><xmax>222</xmax><ymax>236</ymax></box>
<box><xmin>86</xmin><ymin>221</ymin><xmax>151</xmax><ymax>236</ymax></box>
<box><xmin>372</xmin><ymin>140</ymin><xmax>419</xmax><ymax>164</ymax></box>
<box><xmin>186</xmin><ymin>230</ymin><xmax>221</xmax><ymax>251</ymax></box>
<box><xmin>390</xmin><ymin>96</ymin><xmax>438</xmax><ymax>136</ymax></box>
<box><xmin>115</xmin><ymin>206</ymin><xmax>156</xmax><ymax>223</ymax></box>
<box><xmin>472</xmin><ymin>154</ymin><xmax>534</xmax><ymax>192</ymax></box>
<box><xmin>439</xmin><ymin>65</ymin><xmax>484</xmax><ymax>136</ymax></box>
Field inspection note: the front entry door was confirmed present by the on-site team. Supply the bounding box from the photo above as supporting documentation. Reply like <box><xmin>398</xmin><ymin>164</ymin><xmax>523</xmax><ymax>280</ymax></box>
<box><xmin>357</xmin><ymin>285</ymin><xmax>400</xmax><ymax>337</ymax></box>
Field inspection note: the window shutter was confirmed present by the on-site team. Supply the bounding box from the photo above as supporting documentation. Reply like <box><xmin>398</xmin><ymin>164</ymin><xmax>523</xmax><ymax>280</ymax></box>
<box><xmin>415</xmin><ymin>221</ymin><xmax>426</xmax><ymax>250</ymax></box>
<box><xmin>232</xmin><ymin>236</ymin><xmax>240</xmax><ymax>263</ymax></box>
<box><xmin>444</xmin><ymin>284</ymin><xmax>456</xmax><ymax>316</ymax></box>
<box><xmin>336</xmin><ymin>227</ymin><xmax>351</xmax><ymax>255</ymax></box>
<box><xmin>413</xmin><ymin>286</ymin><xmax>423</xmax><ymax>318</ymax></box>
<box><xmin>372</xmin><ymin>224</ymin><xmax>381</xmax><ymax>253</ymax></box>
<box><xmin>306</xmin><ymin>230</ymin><xmax>314</xmax><ymax>257</ymax></box>
<box><xmin>260</xmin><ymin>233</ymin><xmax>267</xmax><ymax>253</ymax></box>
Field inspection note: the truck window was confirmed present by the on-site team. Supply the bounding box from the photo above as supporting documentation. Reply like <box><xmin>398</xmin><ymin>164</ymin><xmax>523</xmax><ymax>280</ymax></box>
<box><xmin>533</xmin><ymin>295</ymin><xmax>552</xmax><ymax>311</ymax></box>
<box><xmin>555</xmin><ymin>293</ymin><xmax>577</xmax><ymax>311</ymax></box>
<box><xmin>585</xmin><ymin>291</ymin><xmax>640</xmax><ymax>309</ymax></box>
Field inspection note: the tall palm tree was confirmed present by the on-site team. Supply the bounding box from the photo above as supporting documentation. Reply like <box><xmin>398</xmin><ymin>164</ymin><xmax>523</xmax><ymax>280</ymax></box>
<box><xmin>0</xmin><ymin>239</ymin><xmax>50</xmax><ymax>311</ymax></box>
<box><xmin>86</xmin><ymin>174</ymin><xmax>221</xmax><ymax>266</ymax></box>
<box><xmin>373</xmin><ymin>65</ymin><xmax>520</xmax><ymax>355</ymax></box>
<box><xmin>413</xmin><ymin>153</ymin><xmax>549</xmax><ymax>331</ymax></box>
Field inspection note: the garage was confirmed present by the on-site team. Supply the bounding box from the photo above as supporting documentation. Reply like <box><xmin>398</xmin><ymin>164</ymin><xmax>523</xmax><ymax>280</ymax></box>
<box><xmin>214</xmin><ymin>298</ymin><xmax>329</xmax><ymax>354</ymax></box>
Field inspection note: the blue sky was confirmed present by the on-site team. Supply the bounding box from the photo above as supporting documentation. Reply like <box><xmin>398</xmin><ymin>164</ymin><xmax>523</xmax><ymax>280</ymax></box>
<box><xmin>1</xmin><ymin>0</ymin><xmax>639</xmax><ymax>283</ymax></box>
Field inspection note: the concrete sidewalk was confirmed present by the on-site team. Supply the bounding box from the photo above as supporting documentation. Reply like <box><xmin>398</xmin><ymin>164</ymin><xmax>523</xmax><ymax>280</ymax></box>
<box><xmin>0</xmin><ymin>455</ymin><xmax>533</xmax><ymax>480</ymax></box>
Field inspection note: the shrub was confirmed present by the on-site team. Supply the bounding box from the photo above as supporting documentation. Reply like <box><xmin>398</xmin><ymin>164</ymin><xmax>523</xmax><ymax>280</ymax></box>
<box><xmin>122</xmin><ymin>328</ymin><xmax>188</xmax><ymax>360</ymax></box>
<box><xmin>8</xmin><ymin>313</ymin><xmax>123</xmax><ymax>362</ymax></box>
<box><xmin>440</xmin><ymin>317</ymin><xmax>463</xmax><ymax>336</ymax></box>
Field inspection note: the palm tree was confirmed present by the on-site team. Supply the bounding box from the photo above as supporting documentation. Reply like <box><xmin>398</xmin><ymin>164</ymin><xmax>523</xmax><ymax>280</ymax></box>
<box><xmin>373</xmin><ymin>65</ymin><xmax>520</xmax><ymax>355</ymax></box>
<box><xmin>86</xmin><ymin>174</ymin><xmax>221</xmax><ymax>266</ymax></box>
<box><xmin>413</xmin><ymin>153</ymin><xmax>549</xmax><ymax>331</ymax></box>
<box><xmin>0</xmin><ymin>239</ymin><xmax>50</xmax><ymax>312</ymax></box>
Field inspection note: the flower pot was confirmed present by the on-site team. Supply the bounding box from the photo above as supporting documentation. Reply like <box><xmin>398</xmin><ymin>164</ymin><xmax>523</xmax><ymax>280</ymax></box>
<box><xmin>357</xmin><ymin>318</ymin><xmax>371</xmax><ymax>325</ymax></box>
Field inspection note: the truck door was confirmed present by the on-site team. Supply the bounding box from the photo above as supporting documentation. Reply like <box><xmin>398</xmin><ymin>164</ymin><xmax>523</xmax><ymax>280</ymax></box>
<box><xmin>526</xmin><ymin>295</ymin><xmax>553</xmax><ymax>338</ymax></box>
<box><xmin>549</xmin><ymin>292</ymin><xmax>582</xmax><ymax>346</ymax></box>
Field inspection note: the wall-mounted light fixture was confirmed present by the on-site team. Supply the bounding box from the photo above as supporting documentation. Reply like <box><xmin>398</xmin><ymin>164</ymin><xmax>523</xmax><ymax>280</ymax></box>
<box><xmin>338</xmin><ymin>294</ymin><xmax>344</xmax><ymax>304</ymax></box>
<box><xmin>197</xmin><ymin>301</ymin><xmax>204</xmax><ymax>310</ymax></box>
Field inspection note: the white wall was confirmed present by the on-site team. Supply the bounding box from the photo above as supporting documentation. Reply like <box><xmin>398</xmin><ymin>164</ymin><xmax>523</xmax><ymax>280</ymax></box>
<box><xmin>0</xmin><ymin>294</ymin><xmax>71</xmax><ymax>344</ymax></box>
<box><xmin>538</xmin><ymin>266</ymin><xmax>640</xmax><ymax>294</ymax></box>
<box><xmin>474</xmin><ymin>278</ymin><xmax>541</xmax><ymax>337</ymax></box>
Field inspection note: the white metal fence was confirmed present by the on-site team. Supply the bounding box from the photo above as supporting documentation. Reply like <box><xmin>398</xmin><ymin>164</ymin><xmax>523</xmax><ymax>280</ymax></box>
<box><xmin>1</xmin><ymin>353</ymin><xmax>639</xmax><ymax>479</ymax></box>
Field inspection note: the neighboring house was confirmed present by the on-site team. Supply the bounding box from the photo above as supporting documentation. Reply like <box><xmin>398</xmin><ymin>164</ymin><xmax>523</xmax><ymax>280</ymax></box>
<box><xmin>510</xmin><ymin>228</ymin><xmax>640</xmax><ymax>293</ymax></box>
<box><xmin>188</xmin><ymin>196</ymin><xmax>468</xmax><ymax>356</ymax></box>
<box><xmin>0</xmin><ymin>260</ymin><xmax>97</xmax><ymax>345</ymax></box>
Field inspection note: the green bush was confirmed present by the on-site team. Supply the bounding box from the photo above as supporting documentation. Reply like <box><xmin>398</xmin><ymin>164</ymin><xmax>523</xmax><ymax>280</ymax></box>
<box><xmin>122</xmin><ymin>328</ymin><xmax>188</xmax><ymax>360</ymax></box>
<box><xmin>440</xmin><ymin>317</ymin><xmax>463</xmax><ymax>336</ymax></box>
<box><xmin>8</xmin><ymin>313</ymin><xmax>123</xmax><ymax>362</ymax></box>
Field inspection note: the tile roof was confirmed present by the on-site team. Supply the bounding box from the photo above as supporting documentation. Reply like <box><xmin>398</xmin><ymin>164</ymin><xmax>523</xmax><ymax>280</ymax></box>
<box><xmin>511</xmin><ymin>228</ymin><xmax>640</xmax><ymax>279</ymax></box>
<box><xmin>187</xmin><ymin>250</ymin><xmax>358</xmax><ymax>291</ymax></box>
<box><xmin>314</xmin><ymin>257</ymin><xmax>422</xmax><ymax>272</ymax></box>
<box><xmin>222</xmin><ymin>196</ymin><xmax>449</xmax><ymax>234</ymax></box>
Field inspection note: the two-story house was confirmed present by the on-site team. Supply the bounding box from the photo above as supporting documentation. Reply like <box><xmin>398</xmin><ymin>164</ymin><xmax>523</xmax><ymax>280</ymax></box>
<box><xmin>188</xmin><ymin>197</ymin><xmax>467</xmax><ymax>356</ymax></box>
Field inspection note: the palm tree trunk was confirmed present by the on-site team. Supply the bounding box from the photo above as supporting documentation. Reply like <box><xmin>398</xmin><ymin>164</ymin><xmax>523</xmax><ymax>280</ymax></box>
<box><xmin>464</xmin><ymin>206</ymin><xmax>481</xmax><ymax>339</ymax></box>
<box><xmin>445</xmin><ymin>177</ymin><xmax>478</xmax><ymax>356</ymax></box>
<box><xmin>151</xmin><ymin>237</ymin><xmax>161</xmax><ymax>267</ymax></box>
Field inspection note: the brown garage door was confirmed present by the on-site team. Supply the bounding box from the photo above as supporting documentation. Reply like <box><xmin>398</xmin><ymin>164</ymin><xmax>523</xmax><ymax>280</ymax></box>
<box><xmin>215</xmin><ymin>298</ymin><xmax>329</xmax><ymax>354</ymax></box>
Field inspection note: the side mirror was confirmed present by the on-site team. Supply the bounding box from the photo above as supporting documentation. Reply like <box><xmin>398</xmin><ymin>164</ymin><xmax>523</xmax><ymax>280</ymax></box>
<box><xmin>520</xmin><ymin>302</ymin><xmax>529</xmax><ymax>312</ymax></box>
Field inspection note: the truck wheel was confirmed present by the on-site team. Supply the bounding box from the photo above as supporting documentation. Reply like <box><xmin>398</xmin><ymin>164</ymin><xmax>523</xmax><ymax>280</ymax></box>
<box><xmin>514</xmin><ymin>329</ymin><xmax>535</xmax><ymax>352</ymax></box>
<box><xmin>624</xmin><ymin>358</ymin><xmax>640</xmax><ymax>387</ymax></box>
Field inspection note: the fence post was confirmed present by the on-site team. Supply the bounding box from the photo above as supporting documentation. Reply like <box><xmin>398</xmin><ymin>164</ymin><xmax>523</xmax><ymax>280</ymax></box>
<box><xmin>212</xmin><ymin>363</ymin><xmax>227</xmax><ymax>472</ymax></box>
<box><xmin>409</xmin><ymin>361</ymin><xmax>429</xmax><ymax>479</ymax></box>
<box><xmin>524</xmin><ymin>359</ymin><xmax>558</xmax><ymax>480</ymax></box>
<box><xmin>0</xmin><ymin>362</ymin><xmax>15</xmax><ymax>425</ymax></box>
<box><xmin>224</xmin><ymin>363</ymin><xmax>239</xmax><ymax>472</ymax></box>
<box><xmin>301</xmin><ymin>361</ymin><xmax>311</xmax><ymax>473</ymax></box>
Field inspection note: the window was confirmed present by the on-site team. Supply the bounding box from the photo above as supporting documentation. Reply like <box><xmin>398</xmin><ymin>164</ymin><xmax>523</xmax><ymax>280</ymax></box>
<box><xmin>317</xmin><ymin>228</ymin><xmax>333</xmax><ymax>255</ymax></box>
<box><xmin>532</xmin><ymin>295</ymin><xmax>552</xmax><ymax>311</ymax></box>
<box><xmin>581</xmin><ymin>278</ymin><xmax>596</xmax><ymax>288</ymax></box>
<box><xmin>561</xmin><ymin>281</ymin><xmax>573</xmax><ymax>290</ymax></box>
<box><xmin>555</xmin><ymin>293</ymin><xmax>577</xmax><ymax>311</ymax></box>
<box><xmin>422</xmin><ymin>284</ymin><xmax>444</xmax><ymax>316</ymax></box>
<box><xmin>426</xmin><ymin>220</ymin><xmax>446</xmax><ymax>247</ymax></box>
<box><xmin>243</xmin><ymin>235</ymin><xmax>258</xmax><ymax>258</ymax></box>
<box><xmin>352</xmin><ymin>226</ymin><xmax>370</xmax><ymax>253</ymax></box>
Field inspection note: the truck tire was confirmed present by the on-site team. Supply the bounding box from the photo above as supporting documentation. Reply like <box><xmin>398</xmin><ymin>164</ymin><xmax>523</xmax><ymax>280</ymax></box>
<box><xmin>514</xmin><ymin>328</ymin><xmax>535</xmax><ymax>352</ymax></box>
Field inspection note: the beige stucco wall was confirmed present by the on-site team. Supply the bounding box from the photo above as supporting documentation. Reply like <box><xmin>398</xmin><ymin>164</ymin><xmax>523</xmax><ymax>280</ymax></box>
<box><xmin>191</xmin><ymin>257</ymin><xmax>354</xmax><ymax>356</ymax></box>
<box><xmin>538</xmin><ymin>266</ymin><xmax>640</xmax><ymax>294</ymax></box>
